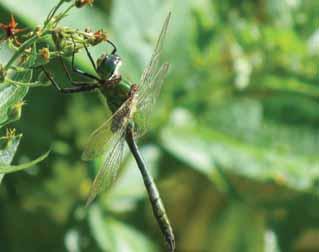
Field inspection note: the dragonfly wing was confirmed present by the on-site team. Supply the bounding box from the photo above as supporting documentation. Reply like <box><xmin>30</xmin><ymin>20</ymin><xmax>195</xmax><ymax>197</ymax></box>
<box><xmin>134</xmin><ymin>12</ymin><xmax>171</xmax><ymax>137</ymax></box>
<box><xmin>82</xmin><ymin>98</ymin><xmax>131</xmax><ymax>161</ymax></box>
<box><xmin>138</xmin><ymin>12</ymin><xmax>171</xmax><ymax>97</ymax></box>
<box><xmin>81</xmin><ymin>117</ymin><xmax>114</xmax><ymax>161</ymax></box>
<box><xmin>85</xmin><ymin>122</ymin><xmax>127</xmax><ymax>206</ymax></box>
<box><xmin>135</xmin><ymin>63</ymin><xmax>169</xmax><ymax>137</ymax></box>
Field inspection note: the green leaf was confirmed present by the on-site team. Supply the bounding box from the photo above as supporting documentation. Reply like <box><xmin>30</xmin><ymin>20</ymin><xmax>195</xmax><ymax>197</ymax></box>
<box><xmin>0</xmin><ymin>150</ymin><xmax>50</xmax><ymax>174</ymax></box>
<box><xmin>0</xmin><ymin>44</ymin><xmax>37</xmax><ymax>128</ymax></box>
<box><xmin>161</xmin><ymin>109</ymin><xmax>319</xmax><ymax>196</ymax></box>
<box><xmin>259</xmin><ymin>74</ymin><xmax>319</xmax><ymax>97</ymax></box>
<box><xmin>0</xmin><ymin>133</ymin><xmax>21</xmax><ymax>183</ymax></box>
<box><xmin>88</xmin><ymin>205</ymin><xmax>157</xmax><ymax>252</ymax></box>
<box><xmin>0</xmin><ymin>85</ymin><xmax>28</xmax><ymax>127</ymax></box>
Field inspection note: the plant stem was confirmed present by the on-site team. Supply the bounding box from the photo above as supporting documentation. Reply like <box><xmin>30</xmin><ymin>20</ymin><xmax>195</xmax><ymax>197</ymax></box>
<box><xmin>44</xmin><ymin>0</ymin><xmax>65</xmax><ymax>28</ymax></box>
<box><xmin>5</xmin><ymin>32</ymin><xmax>47</xmax><ymax>70</ymax></box>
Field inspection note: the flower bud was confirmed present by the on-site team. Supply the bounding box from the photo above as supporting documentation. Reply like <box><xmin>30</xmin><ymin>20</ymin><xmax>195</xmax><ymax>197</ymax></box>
<box><xmin>88</xmin><ymin>30</ymin><xmax>107</xmax><ymax>46</ymax></box>
<box><xmin>7</xmin><ymin>101</ymin><xmax>25</xmax><ymax>123</ymax></box>
<box><xmin>0</xmin><ymin>128</ymin><xmax>21</xmax><ymax>149</ymax></box>
<box><xmin>75</xmin><ymin>0</ymin><xmax>94</xmax><ymax>8</ymax></box>
<box><xmin>39</xmin><ymin>48</ymin><xmax>50</xmax><ymax>62</ymax></box>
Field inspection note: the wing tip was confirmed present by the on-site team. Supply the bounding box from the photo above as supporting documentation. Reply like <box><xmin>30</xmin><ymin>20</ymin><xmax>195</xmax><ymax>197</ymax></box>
<box><xmin>85</xmin><ymin>183</ymin><xmax>99</xmax><ymax>207</ymax></box>
<box><xmin>85</xmin><ymin>193</ymin><xmax>96</xmax><ymax>208</ymax></box>
<box><xmin>163</xmin><ymin>63</ymin><xmax>170</xmax><ymax>71</ymax></box>
<box><xmin>164</xmin><ymin>11</ymin><xmax>171</xmax><ymax>33</ymax></box>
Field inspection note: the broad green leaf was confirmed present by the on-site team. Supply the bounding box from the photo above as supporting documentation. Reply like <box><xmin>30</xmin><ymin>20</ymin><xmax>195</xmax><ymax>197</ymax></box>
<box><xmin>205</xmin><ymin>98</ymin><xmax>319</xmax><ymax>157</ymax></box>
<box><xmin>0</xmin><ymin>150</ymin><xmax>49</xmax><ymax>174</ymax></box>
<box><xmin>0</xmin><ymin>132</ymin><xmax>21</xmax><ymax>184</ymax></box>
<box><xmin>88</xmin><ymin>205</ymin><xmax>157</xmax><ymax>252</ymax></box>
<box><xmin>0</xmin><ymin>35</ymin><xmax>38</xmax><ymax>183</ymax></box>
<box><xmin>0</xmin><ymin>85</ymin><xmax>28</xmax><ymax>127</ymax></box>
<box><xmin>161</xmin><ymin>109</ymin><xmax>319</xmax><ymax>196</ymax></box>
<box><xmin>0</xmin><ymin>44</ymin><xmax>37</xmax><ymax>128</ymax></box>
<box><xmin>259</xmin><ymin>74</ymin><xmax>319</xmax><ymax>97</ymax></box>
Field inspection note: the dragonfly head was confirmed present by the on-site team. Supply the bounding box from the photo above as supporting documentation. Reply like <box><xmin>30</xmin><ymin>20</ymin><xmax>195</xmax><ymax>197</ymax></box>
<box><xmin>96</xmin><ymin>53</ymin><xmax>122</xmax><ymax>80</ymax></box>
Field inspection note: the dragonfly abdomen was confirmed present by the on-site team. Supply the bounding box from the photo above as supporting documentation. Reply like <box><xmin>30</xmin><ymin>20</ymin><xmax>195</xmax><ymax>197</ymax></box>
<box><xmin>125</xmin><ymin>129</ymin><xmax>175</xmax><ymax>251</ymax></box>
<box><xmin>147</xmin><ymin>179</ymin><xmax>175</xmax><ymax>251</ymax></box>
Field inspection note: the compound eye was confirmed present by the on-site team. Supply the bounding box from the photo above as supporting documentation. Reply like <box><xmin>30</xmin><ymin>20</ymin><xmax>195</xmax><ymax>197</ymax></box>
<box><xmin>113</xmin><ymin>55</ymin><xmax>122</xmax><ymax>65</ymax></box>
<box><xmin>97</xmin><ymin>54</ymin><xmax>122</xmax><ymax>79</ymax></box>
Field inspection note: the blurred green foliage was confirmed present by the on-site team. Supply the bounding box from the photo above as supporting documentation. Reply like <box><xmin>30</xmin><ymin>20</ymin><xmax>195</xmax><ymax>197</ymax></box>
<box><xmin>1</xmin><ymin>0</ymin><xmax>319</xmax><ymax>251</ymax></box>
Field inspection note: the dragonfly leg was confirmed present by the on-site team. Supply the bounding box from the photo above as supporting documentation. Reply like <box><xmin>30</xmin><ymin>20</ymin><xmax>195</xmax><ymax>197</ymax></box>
<box><xmin>52</xmin><ymin>35</ymin><xmax>98</xmax><ymax>86</ymax></box>
<box><xmin>41</xmin><ymin>66</ymin><xmax>98</xmax><ymax>94</ymax></box>
<box><xmin>106</xmin><ymin>39</ymin><xmax>117</xmax><ymax>54</ymax></box>
<box><xmin>57</xmin><ymin>55</ymin><xmax>98</xmax><ymax>86</ymax></box>
<box><xmin>82</xmin><ymin>42</ymin><xmax>98</xmax><ymax>72</ymax></box>
<box><xmin>70</xmin><ymin>36</ymin><xmax>100</xmax><ymax>81</ymax></box>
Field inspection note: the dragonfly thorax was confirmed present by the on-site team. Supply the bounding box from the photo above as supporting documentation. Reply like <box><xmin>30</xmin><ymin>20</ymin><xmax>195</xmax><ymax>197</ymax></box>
<box><xmin>96</xmin><ymin>54</ymin><xmax>122</xmax><ymax>80</ymax></box>
<box><xmin>128</xmin><ymin>84</ymin><xmax>139</xmax><ymax>97</ymax></box>
<box><xmin>128</xmin><ymin>84</ymin><xmax>139</xmax><ymax>115</ymax></box>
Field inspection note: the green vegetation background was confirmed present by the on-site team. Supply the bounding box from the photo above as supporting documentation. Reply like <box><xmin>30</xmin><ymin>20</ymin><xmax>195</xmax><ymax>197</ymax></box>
<box><xmin>1</xmin><ymin>0</ymin><xmax>319</xmax><ymax>251</ymax></box>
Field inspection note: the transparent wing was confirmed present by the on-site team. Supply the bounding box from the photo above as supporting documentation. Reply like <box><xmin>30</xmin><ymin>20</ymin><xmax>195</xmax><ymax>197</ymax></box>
<box><xmin>82</xmin><ymin>98</ymin><xmax>131</xmax><ymax>161</ymax></box>
<box><xmin>134</xmin><ymin>12</ymin><xmax>171</xmax><ymax>137</ymax></box>
<box><xmin>135</xmin><ymin>63</ymin><xmax>169</xmax><ymax>137</ymax></box>
<box><xmin>138</xmin><ymin>12</ymin><xmax>171</xmax><ymax>98</ymax></box>
<box><xmin>85</xmin><ymin>126</ymin><xmax>126</xmax><ymax>206</ymax></box>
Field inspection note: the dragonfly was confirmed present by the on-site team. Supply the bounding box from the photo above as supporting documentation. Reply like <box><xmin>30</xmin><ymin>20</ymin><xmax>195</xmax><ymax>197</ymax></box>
<box><xmin>42</xmin><ymin>12</ymin><xmax>175</xmax><ymax>252</ymax></box>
